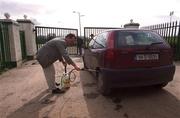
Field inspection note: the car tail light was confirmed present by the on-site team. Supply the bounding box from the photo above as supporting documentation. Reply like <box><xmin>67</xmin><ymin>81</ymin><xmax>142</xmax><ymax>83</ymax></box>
<box><xmin>160</xmin><ymin>48</ymin><xmax>173</xmax><ymax>65</ymax></box>
<box><xmin>104</xmin><ymin>32</ymin><xmax>116</xmax><ymax>67</ymax></box>
<box><xmin>105</xmin><ymin>49</ymin><xmax>115</xmax><ymax>61</ymax></box>
<box><xmin>104</xmin><ymin>49</ymin><xmax>118</xmax><ymax>68</ymax></box>
<box><xmin>107</xmin><ymin>32</ymin><xmax>115</xmax><ymax>48</ymax></box>
<box><xmin>104</xmin><ymin>48</ymin><xmax>135</xmax><ymax>67</ymax></box>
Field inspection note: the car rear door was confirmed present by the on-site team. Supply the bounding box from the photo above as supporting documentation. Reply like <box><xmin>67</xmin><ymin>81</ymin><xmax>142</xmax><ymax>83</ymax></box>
<box><xmin>90</xmin><ymin>33</ymin><xmax>108</xmax><ymax>70</ymax></box>
<box><xmin>83</xmin><ymin>38</ymin><xmax>95</xmax><ymax>69</ymax></box>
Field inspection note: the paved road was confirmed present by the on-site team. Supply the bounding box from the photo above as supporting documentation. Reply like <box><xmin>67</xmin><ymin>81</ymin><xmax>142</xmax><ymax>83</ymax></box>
<box><xmin>0</xmin><ymin>57</ymin><xmax>180</xmax><ymax>118</ymax></box>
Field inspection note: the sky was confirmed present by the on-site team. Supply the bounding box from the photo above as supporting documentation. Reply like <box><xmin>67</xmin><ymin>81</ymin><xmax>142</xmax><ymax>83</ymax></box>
<box><xmin>0</xmin><ymin>0</ymin><xmax>180</xmax><ymax>29</ymax></box>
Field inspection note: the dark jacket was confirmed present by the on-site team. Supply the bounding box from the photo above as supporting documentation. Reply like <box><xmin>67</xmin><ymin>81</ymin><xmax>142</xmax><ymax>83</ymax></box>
<box><xmin>77</xmin><ymin>37</ymin><xmax>83</xmax><ymax>47</ymax></box>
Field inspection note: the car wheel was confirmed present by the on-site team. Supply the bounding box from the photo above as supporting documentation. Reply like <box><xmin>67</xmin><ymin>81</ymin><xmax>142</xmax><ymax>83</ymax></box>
<box><xmin>97</xmin><ymin>73</ymin><xmax>111</xmax><ymax>96</ymax></box>
<box><xmin>82</xmin><ymin>56</ymin><xmax>87</xmax><ymax>69</ymax></box>
<box><xmin>155</xmin><ymin>83</ymin><xmax>168</xmax><ymax>88</ymax></box>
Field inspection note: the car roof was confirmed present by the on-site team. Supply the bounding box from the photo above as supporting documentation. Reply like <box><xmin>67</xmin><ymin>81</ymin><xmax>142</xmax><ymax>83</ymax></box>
<box><xmin>93</xmin><ymin>29</ymin><xmax>155</xmax><ymax>37</ymax></box>
<box><xmin>105</xmin><ymin>28</ymin><xmax>152</xmax><ymax>32</ymax></box>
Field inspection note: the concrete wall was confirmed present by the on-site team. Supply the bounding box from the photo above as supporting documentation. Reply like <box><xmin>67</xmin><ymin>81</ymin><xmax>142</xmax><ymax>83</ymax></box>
<box><xmin>0</xmin><ymin>19</ymin><xmax>22</xmax><ymax>67</ymax></box>
<box><xmin>124</xmin><ymin>23</ymin><xmax>140</xmax><ymax>29</ymax></box>
<box><xmin>17</xmin><ymin>20</ymin><xmax>37</xmax><ymax>59</ymax></box>
<box><xmin>124</xmin><ymin>25</ymin><xmax>140</xmax><ymax>29</ymax></box>
<box><xmin>0</xmin><ymin>19</ymin><xmax>38</xmax><ymax>68</ymax></box>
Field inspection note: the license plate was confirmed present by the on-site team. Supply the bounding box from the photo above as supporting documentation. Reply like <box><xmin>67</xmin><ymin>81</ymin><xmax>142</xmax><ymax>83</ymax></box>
<box><xmin>135</xmin><ymin>54</ymin><xmax>159</xmax><ymax>61</ymax></box>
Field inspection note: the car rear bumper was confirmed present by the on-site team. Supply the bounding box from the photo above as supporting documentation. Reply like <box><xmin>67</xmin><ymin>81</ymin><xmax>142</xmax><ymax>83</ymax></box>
<box><xmin>100</xmin><ymin>64</ymin><xmax>176</xmax><ymax>88</ymax></box>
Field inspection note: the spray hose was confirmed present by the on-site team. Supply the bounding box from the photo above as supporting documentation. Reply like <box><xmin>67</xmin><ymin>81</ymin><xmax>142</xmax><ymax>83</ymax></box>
<box><xmin>64</xmin><ymin>65</ymin><xmax>76</xmax><ymax>82</ymax></box>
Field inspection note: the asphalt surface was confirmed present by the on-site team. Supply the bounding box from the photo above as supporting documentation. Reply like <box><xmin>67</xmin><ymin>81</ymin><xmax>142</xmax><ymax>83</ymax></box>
<box><xmin>0</xmin><ymin>57</ymin><xmax>180</xmax><ymax>118</ymax></box>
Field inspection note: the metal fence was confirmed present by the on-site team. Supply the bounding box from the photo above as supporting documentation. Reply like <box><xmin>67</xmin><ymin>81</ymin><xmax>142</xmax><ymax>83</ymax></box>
<box><xmin>0</xmin><ymin>22</ymin><xmax>11</xmax><ymax>71</ymax></box>
<box><xmin>35</xmin><ymin>26</ymin><xmax>78</xmax><ymax>55</ymax></box>
<box><xmin>142</xmin><ymin>21</ymin><xmax>180</xmax><ymax>60</ymax></box>
<box><xmin>83</xmin><ymin>27</ymin><xmax>122</xmax><ymax>47</ymax></box>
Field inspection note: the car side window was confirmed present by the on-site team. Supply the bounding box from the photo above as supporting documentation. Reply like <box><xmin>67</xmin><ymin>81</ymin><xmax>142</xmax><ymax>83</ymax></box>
<box><xmin>101</xmin><ymin>32</ymin><xmax>108</xmax><ymax>47</ymax></box>
<box><xmin>88</xmin><ymin>36</ymin><xmax>96</xmax><ymax>48</ymax></box>
<box><xmin>93</xmin><ymin>33</ymin><xmax>107</xmax><ymax>49</ymax></box>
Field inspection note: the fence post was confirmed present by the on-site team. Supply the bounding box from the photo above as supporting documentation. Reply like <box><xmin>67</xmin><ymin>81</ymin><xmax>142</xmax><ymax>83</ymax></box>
<box><xmin>17</xmin><ymin>19</ymin><xmax>37</xmax><ymax>60</ymax></box>
<box><xmin>141</xmin><ymin>21</ymin><xmax>180</xmax><ymax>61</ymax></box>
<box><xmin>0</xmin><ymin>19</ymin><xmax>22</xmax><ymax>67</ymax></box>
<box><xmin>177</xmin><ymin>21</ymin><xmax>180</xmax><ymax>60</ymax></box>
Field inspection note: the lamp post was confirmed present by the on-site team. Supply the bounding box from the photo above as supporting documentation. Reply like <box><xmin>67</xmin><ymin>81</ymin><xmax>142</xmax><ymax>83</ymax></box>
<box><xmin>73</xmin><ymin>11</ymin><xmax>84</xmax><ymax>36</ymax></box>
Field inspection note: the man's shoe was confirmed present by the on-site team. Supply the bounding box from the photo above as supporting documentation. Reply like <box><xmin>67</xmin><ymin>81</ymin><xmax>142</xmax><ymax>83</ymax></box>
<box><xmin>52</xmin><ymin>88</ymin><xmax>65</xmax><ymax>94</ymax></box>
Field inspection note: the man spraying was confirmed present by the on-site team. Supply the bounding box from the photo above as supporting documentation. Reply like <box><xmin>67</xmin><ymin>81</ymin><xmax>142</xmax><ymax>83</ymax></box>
<box><xmin>37</xmin><ymin>33</ymin><xmax>80</xmax><ymax>94</ymax></box>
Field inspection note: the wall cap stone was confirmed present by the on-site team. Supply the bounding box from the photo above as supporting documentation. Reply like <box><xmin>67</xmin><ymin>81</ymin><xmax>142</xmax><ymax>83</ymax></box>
<box><xmin>16</xmin><ymin>19</ymin><xmax>34</xmax><ymax>25</ymax></box>
<box><xmin>0</xmin><ymin>19</ymin><xmax>19</xmax><ymax>26</ymax></box>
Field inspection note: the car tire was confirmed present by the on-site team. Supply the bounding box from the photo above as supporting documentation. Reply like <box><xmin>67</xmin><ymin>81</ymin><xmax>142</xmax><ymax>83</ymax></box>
<box><xmin>82</xmin><ymin>56</ymin><xmax>87</xmax><ymax>69</ymax></box>
<box><xmin>97</xmin><ymin>73</ymin><xmax>111</xmax><ymax>96</ymax></box>
<box><xmin>155</xmin><ymin>83</ymin><xmax>168</xmax><ymax>88</ymax></box>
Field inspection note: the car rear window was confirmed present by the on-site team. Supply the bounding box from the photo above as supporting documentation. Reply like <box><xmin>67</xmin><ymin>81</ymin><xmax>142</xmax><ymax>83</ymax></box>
<box><xmin>115</xmin><ymin>30</ymin><xmax>164</xmax><ymax>47</ymax></box>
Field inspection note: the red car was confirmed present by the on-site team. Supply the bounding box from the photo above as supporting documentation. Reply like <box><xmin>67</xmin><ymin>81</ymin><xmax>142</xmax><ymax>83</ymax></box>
<box><xmin>83</xmin><ymin>29</ymin><xmax>175</xmax><ymax>95</ymax></box>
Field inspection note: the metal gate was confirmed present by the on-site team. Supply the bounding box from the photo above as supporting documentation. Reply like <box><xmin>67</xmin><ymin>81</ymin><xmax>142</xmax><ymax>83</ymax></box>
<box><xmin>0</xmin><ymin>22</ymin><xmax>11</xmax><ymax>71</ymax></box>
<box><xmin>142</xmin><ymin>21</ymin><xmax>180</xmax><ymax>60</ymax></box>
<box><xmin>84</xmin><ymin>27</ymin><xmax>122</xmax><ymax>48</ymax></box>
<box><xmin>35</xmin><ymin>26</ymin><xmax>78</xmax><ymax>55</ymax></box>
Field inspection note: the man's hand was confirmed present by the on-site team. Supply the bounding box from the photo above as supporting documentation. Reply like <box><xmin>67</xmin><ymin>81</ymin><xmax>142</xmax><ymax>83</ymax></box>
<box><xmin>74</xmin><ymin>65</ymin><xmax>80</xmax><ymax>71</ymax></box>
<box><xmin>71</xmin><ymin>63</ymin><xmax>80</xmax><ymax>71</ymax></box>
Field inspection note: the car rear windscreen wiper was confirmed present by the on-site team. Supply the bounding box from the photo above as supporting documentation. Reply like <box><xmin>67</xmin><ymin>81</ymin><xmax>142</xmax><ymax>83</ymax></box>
<box><xmin>150</xmin><ymin>42</ymin><xmax>163</xmax><ymax>45</ymax></box>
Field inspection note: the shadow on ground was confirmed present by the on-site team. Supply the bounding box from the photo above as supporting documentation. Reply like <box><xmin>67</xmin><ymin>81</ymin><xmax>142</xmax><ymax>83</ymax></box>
<box><xmin>80</xmin><ymin>71</ymin><xmax>180</xmax><ymax>118</ymax></box>
<box><xmin>7</xmin><ymin>90</ymin><xmax>60</xmax><ymax>118</ymax></box>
